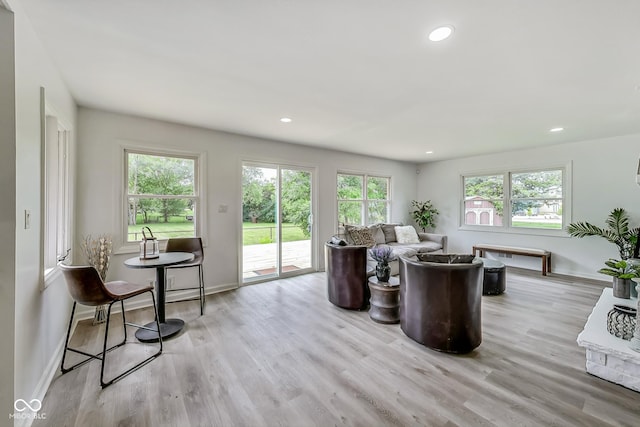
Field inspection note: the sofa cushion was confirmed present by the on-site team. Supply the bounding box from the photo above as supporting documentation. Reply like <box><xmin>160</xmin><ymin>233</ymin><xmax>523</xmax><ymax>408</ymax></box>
<box><xmin>395</xmin><ymin>225</ymin><xmax>420</xmax><ymax>244</ymax></box>
<box><xmin>366</xmin><ymin>246</ymin><xmax>417</xmax><ymax>277</ymax></box>
<box><xmin>389</xmin><ymin>246</ymin><xmax>418</xmax><ymax>259</ymax></box>
<box><xmin>344</xmin><ymin>225</ymin><xmax>376</xmax><ymax>248</ymax></box>
<box><xmin>388</xmin><ymin>240</ymin><xmax>442</xmax><ymax>253</ymax></box>
<box><xmin>381</xmin><ymin>223</ymin><xmax>402</xmax><ymax>243</ymax></box>
<box><xmin>368</xmin><ymin>224</ymin><xmax>386</xmax><ymax>245</ymax></box>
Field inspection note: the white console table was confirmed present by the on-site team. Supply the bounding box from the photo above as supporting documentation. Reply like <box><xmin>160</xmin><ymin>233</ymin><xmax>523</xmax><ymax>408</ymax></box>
<box><xmin>577</xmin><ymin>288</ymin><xmax>640</xmax><ymax>392</ymax></box>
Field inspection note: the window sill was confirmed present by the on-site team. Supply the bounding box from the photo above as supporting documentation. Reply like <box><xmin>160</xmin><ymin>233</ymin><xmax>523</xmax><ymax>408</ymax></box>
<box><xmin>458</xmin><ymin>225</ymin><xmax>569</xmax><ymax>238</ymax></box>
<box><xmin>113</xmin><ymin>243</ymin><xmax>143</xmax><ymax>256</ymax></box>
<box><xmin>43</xmin><ymin>265</ymin><xmax>63</xmax><ymax>289</ymax></box>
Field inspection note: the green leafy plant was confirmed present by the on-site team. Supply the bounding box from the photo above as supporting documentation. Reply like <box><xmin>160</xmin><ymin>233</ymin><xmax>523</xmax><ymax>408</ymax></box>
<box><xmin>410</xmin><ymin>200</ymin><xmax>439</xmax><ymax>232</ymax></box>
<box><xmin>598</xmin><ymin>259</ymin><xmax>640</xmax><ymax>279</ymax></box>
<box><xmin>566</xmin><ymin>208</ymin><xmax>639</xmax><ymax>260</ymax></box>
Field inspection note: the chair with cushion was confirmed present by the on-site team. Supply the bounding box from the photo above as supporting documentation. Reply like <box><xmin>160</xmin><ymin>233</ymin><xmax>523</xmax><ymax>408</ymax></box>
<box><xmin>59</xmin><ymin>264</ymin><xmax>162</xmax><ymax>388</ymax></box>
<box><xmin>325</xmin><ymin>242</ymin><xmax>369</xmax><ymax>310</ymax></box>
<box><xmin>399</xmin><ymin>255</ymin><xmax>483</xmax><ymax>353</ymax></box>
<box><xmin>165</xmin><ymin>237</ymin><xmax>205</xmax><ymax>315</ymax></box>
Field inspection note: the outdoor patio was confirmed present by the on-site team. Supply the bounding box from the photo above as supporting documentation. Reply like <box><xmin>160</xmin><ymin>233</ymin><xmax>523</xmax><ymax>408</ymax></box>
<box><xmin>242</xmin><ymin>239</ymin><xmax>312</xmax><ymax>280</ymax></box>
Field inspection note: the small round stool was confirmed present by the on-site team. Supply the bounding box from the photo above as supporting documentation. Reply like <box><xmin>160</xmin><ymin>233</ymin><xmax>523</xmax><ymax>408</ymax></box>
<box><xmin>480</xmin><ymin>257</ymin><xmax>506</xmax><ymax>295</ymax></box>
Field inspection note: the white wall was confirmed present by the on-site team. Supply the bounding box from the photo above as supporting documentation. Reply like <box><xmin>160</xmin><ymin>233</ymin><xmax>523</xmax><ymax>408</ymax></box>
<box><xmin>417</xmin><ymin>134</ymin><xmax>640</xmax><ymax>280</ymax></box>
<box><xmin>9</xmin><ymin>0</ymin><xmax>77</xmax><ymax>420</ymax></box>
<box><xmin>76</xmin><ymin>108</ymin><xmax>418</xmax><ymax>293</ymax></box>
<box><xmin>0</xmin><ymin>5</ymin><xmax>17</xmax><ymax>422</ymax></box>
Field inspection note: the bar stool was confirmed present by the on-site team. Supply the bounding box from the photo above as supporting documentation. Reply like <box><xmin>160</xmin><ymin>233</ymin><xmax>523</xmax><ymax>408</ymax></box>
<box><xmin>59</xmin><ymin>264</ymin><xmax>163</xmax><ymax>388</ymax></box>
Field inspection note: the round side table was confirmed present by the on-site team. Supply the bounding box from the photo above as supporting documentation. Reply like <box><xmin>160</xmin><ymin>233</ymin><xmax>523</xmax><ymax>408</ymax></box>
<box><xmin>368</xmin><ymin>276</ymin><xmax>400</xmax><ymax>324</ymax></box>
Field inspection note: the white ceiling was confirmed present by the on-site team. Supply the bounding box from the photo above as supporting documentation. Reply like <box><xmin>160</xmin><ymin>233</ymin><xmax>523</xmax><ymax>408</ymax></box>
<box><xmin>16</xmin><ymin>0</ymin><xmax>640</xmax><ymax>162</ymax></box>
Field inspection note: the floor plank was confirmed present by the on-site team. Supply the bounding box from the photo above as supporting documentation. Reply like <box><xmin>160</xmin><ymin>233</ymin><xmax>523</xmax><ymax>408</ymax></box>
<box><xmin>35</xmin><ymin>269</ymin><xmax>640</xmax><ymax>426</ymax></box>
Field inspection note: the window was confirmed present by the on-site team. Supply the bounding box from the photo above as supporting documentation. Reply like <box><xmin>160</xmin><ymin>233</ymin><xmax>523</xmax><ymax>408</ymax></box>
<box><xmin>337</xmin><ymin>173</ymin><xmax>390</xmax><ymax>225</ymax></box>
<box><xmin>125</xmin><ymin>150</ymin><xmax>199</xmax><ymax>242</ymax></box>
<box><xmin>43</xmin><ymin>93</ymin><xmax>71</xmax><ymax>281</ymax></box>
<box><xmin>462</xmin><ymin>166</ymin><xmax>569</xmax><ymax>233</ymax></box>
<box><xmin>463</xmin><ymin>174</ymin><xmax>504</xmax><ymax>227</ymax></box>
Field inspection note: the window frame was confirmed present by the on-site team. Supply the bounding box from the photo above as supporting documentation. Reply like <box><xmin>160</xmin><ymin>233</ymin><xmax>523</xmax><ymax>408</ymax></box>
<box><xmin>117</xmin><ymin>143</ymin><xmax>206</xmax><ymax>253</ymax></box>
<box><xmin>42</xmin><ymin>89</ymin><xmax>72</xmax><ymax>287</ymax></box>
<box><xmin>460</xmin><ymin>163</ymin><xmax>571</xmax><ymax>236</ymax></box>
<box><xmin>336</xmin><ymin>171</ymin><xmax>391</xmax><ymax>228</ymax></box>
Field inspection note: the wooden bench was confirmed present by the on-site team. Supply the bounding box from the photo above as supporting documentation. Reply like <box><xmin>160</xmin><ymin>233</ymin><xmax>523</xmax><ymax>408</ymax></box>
<box><xmin>472</xmin><ymin>244</ymin><xmax>551</xmax><ymax>276</ymax></box>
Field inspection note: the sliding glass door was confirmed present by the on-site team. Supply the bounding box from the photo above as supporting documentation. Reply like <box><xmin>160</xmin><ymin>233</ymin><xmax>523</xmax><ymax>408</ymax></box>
<box><xmin>242</xmin><ymin>162</ymin><xmax>314</xmax><ymax>283</ymax></box>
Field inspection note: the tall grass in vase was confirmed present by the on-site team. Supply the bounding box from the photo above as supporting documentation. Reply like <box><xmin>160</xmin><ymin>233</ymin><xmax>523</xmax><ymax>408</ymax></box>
<box><xmin>81</xmin><ymin>234</ymin><xmax>113</xmax><ymax>324</ymax></box>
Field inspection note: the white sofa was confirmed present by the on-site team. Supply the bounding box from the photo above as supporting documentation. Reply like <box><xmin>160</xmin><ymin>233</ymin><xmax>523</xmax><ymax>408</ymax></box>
<box><xmin>341</xmin><ymin>223</ymin><xmax>448</xmax><ymax>276</ymax></box>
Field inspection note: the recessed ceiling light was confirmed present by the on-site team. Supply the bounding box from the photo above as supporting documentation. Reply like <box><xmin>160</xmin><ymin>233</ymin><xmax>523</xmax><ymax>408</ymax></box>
<box><xmin>428</xmin><ymin>26</ymin><xmax>454</xmax><ymax>42</ymax></box>
<box><xmin>425</xmin><ymin>151</ymin><xmax>434</xmax><ymax>154</ymax></box>
<box><xmin>280</xmin><ymin>117</ymin><xmax>292</xmax><ymax>123</ymax></box>
<box><xmin>549</xmin><ymin>127</ymin><xmax>564</xmax><ymax>132</ymax></box>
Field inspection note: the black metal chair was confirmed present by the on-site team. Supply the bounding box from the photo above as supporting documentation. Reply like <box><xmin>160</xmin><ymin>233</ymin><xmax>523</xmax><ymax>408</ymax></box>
<box><xmin>165</xmin><ymin>237</ymin><xmax>205</xmax><ymax>315</ymax></box>
<box><xmin>59</xmin><ymin>264</ymin><xmax>163</xmax><ymax>388</ymax></box>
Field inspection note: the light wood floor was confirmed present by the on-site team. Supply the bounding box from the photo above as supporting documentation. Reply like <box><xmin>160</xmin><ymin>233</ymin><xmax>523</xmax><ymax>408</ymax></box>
<box><xmin>36</xmin><ymin>270</ymin><xmax>640</xmax><ymax>427</ymax></box>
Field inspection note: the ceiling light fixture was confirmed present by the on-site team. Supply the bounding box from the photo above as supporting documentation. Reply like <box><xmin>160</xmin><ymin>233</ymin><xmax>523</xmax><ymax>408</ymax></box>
<box><xmin>425</xmin><ymin>151</ymin><xmax>434</xmax><ymax>154</ymax></box>
<box><xmin>280</xmin><ymin>117</ymin><xmax>292</xmax><ymax>123</ymax></box>
<box><xmin>549</xmin><ymin>127</ymin><xmax>564</xmax><ymax>132</ymax></box>
<box><xmin>428</xmin><ymin>26</ymin><xmax>454</xmax><ymax>42</ymax></box>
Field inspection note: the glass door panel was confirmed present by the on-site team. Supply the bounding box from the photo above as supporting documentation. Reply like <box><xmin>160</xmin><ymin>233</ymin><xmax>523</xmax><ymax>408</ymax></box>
<box><xmin>242</xmin><ymin>163</ymin><xmax>314</xmax><ymax>283</ymax></box>
<box><xmin>280</xmin><ymin>168</ymin><xmax>312</xmax><ymax>275</ymax></box>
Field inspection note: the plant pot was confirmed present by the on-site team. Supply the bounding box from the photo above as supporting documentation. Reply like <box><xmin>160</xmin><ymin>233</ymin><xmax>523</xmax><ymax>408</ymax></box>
<box><xmin>628</xmin><ymin>259</ymin><xmax>640</xmax><ymax>298</ymax></box>
<box><xmin>613</xmin><ymin>277</ymin><xmax>631</xmax><ymax>299</ymax></box>
<box><xmin>376</xmin><ymin>262</ymin><xmax>391</xmax><ymax>283</ymax></box>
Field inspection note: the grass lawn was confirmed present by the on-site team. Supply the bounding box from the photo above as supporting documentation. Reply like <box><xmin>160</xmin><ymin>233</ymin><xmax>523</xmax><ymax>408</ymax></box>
<box><xmin>128</xmin><ymin>219</ymin><xmax>308</xmax><ymax>245</ymax></box>
<box><xmin>242</xmin><ymin>222</ymin><xmax>307</xmax><ymax>245</ymax></box>
<box><xmin>511</xmin><ymin>221</ymin><xmax>562</xmax><ymax>229</ymax></box>
<box><xmin>128</xmin><ymin>220</ymin><xmax>194</xmax><ymax>240</ymax></box>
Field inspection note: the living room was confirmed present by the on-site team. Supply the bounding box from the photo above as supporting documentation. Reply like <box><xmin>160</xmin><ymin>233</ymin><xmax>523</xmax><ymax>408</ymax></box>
<box><xmin>2</xmin><ymin>1</ymin><xmax>640</xmax><ymax>426</ymax></box>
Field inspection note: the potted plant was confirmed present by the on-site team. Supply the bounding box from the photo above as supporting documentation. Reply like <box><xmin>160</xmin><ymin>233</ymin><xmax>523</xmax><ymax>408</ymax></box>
<box><xmin>567</xmin><ymin>208</ymin><xmax>639</xmax><ymax>260</ymax></box>
<box><xmin>598</xmin><ymin>258</ymin><xmax>640</xmax><ymax>299</ymax></box>
<box><xmin>410</xmin><ymin>200</ymin><xmax>439</xmax><ymax>232</ymax></box>
<box><xmin>370</xmin><ymin>246</ymin><xmax>394</xmax><ymax>283</ymax></box>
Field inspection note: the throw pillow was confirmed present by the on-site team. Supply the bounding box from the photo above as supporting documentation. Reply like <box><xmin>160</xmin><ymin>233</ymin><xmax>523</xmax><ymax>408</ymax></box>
<box><xmin>418</xmin><ymin>254</ymin><xmax>475</xmax><ymax>264</ymax></box>
<box><xmin>345</xmin><ymin>225</ymin><xmax>376</xmax><ymax>248</ymax></box>
<box><xmin>329</xmin><ymin>236</ymin><xmax>347</xmax><ymax>246</ymax></box>
<box><xmin>394</xmin><ymin>225</ymin><xmax>420</xmax><ymax>244</ymax></box>
<box><xmin>368</xmin><ymin>224</ymin><xmax>386</xmax><ymax>245</ymax></box>
<box><xmin>381</xmin><ymin>223</ymin><xmax>402</xmax><ymax>243</ymax></box>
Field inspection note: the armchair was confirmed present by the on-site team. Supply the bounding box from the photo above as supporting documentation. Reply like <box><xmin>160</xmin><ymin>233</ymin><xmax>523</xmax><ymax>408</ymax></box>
<box><xmin>399</xmin><ymin>255</ymin><xmax>483</xmax><ymax>353</ymax></box>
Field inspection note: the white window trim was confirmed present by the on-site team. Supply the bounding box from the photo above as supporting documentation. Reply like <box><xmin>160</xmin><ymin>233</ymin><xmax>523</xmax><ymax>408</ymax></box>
<box><xmin>459</xmin><ymin>162</ymin><xmax>572</xmax><ymax>237</ymax></box>
<box><xmin>115</xmin><ymin>140</ymin><xmax>207</xmax><ymax>254</ymax></box>
<box><xmin>336</xmin><ymin>171</ymin><xmax>391</xmax><ymax>229</ymax></box>
<box><xmin>41</xmin><ymin>87</ymin><xmax>72</xmax><ymax>288</ymax></box>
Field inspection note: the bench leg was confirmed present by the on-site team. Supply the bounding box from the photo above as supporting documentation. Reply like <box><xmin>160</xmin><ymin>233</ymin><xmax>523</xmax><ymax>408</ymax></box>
<box><xmin>542</xmin><ymin>256</ymin><xmax>547</xmax><ymax>276</ymax></box>
<box><xmin>547</xmin><ymin>255</ymin><xmax>551</xmax><ymax>274</ymax></box>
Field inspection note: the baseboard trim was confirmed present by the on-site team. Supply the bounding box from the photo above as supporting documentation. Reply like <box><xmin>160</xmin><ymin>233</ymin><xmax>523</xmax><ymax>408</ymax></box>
<box><xmin>27</xmin><ymin>282</ymin><xmax>239</xmax><ymax>427</ymax></box>
<box><xmin>18</xmin><ymin>317</ymin><xmax>79</xmax><ymax>427</ymax></box>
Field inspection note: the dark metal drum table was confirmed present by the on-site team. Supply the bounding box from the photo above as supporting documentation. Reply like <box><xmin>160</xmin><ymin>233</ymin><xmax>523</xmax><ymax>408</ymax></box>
<box><xmin>480</xmin><ymin>257</ymin><xmax>506</xmax><ymax>295</ymax></box>
<box><xmin>124</xmin><ymin>252</ymin><xmax>195</xmax><ymax>342</ymax></box>
<box><xmin>368</xmin><ymin>276</ymin><xmax>400</xmax><ymax>324</ymax></box>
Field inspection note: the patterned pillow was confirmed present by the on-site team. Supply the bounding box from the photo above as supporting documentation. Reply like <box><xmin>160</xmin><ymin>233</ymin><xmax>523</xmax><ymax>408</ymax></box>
<box><xmin>394</xmin><ymin>225</ymin><xmax>420</xmax><ymax>244</ymax></box>
<box><xmin>345</xmin><ymin>225</ymin><xmax>376</xmax><ymax>248</ymax></box>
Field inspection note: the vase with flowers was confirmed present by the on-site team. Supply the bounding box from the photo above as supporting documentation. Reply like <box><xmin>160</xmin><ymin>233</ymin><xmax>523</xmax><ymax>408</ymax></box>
<box><xmin>81</xmin><ymin>234</ymin><xmax>113</xmax><ymax>324</ymax></box>
<box><xmin>370</xmin><ymin>246</ymin><xmax>394</xmax><ymax>283</ymax></box>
